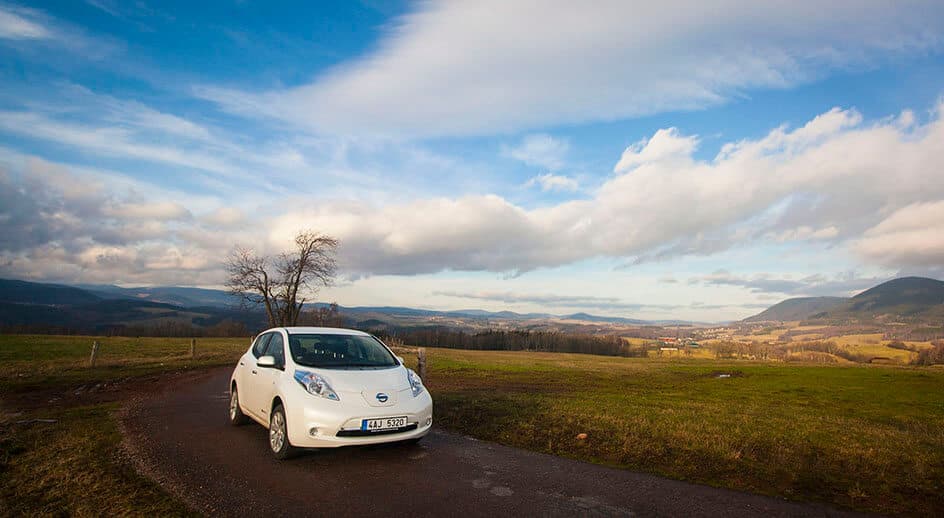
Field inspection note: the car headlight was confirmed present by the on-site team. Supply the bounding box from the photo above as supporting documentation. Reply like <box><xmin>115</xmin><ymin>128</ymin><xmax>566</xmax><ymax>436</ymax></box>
<box><xmin>293</xmin><ymin>370</ymin><xmax>340</xmax><ymax>401</ymax></box>
<box><xmin>407</xmin><ymin>368</ymin><xmax>424</xmax><ymax>397</ymax></box>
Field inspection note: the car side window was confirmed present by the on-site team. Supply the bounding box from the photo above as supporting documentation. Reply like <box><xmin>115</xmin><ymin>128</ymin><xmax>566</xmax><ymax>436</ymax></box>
<box><xmin>251</xmin><ymin>333</ymin><xmax>272</xmax><ymax>359</ymax></box>
<box><xmin>266</xmin><ymin>333</ymin><xmax>285</xmax><ymax>368</ymax></box>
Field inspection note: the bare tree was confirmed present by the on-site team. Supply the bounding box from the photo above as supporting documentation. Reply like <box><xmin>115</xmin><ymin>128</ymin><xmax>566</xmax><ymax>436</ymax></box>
<box><xmin>226</xmin><ymin>230</ymin><xmax>339</xmax><ymax>327</ymax></box>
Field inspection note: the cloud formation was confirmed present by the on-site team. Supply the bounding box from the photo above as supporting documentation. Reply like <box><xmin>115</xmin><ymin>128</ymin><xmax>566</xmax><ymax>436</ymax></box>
<box><xmin>199</xmin><ymin>0</ymin><xmax>944</xmax><ymax>137</ymax></box>
<box><xmin>269</xmin><ymin>103</ymin><xmax>944</xmax><ymax>276</ymax></box>
<box><xmin>689</xmin><ymin>270</ymin><xmax>884</xmax><ymax>297</ymax></box>
<box><xmin>524</xmin><ymin>173</ymin><xmax>579</xmax><ymax>192</ymax></box>
<box><xmin>0</xmin><ymin>4</ymin><xmax>49</xmax><ymax>39</ymax></box>
<box><xmin>503</xmin><ymin>134</ymin><xmax>569</xmax><ymax>171</ymax></box>
<box><xmin>0</xmin><ymin>156</ymin><xmax>248</xmax><ymax>285</ymax></box>
<box><xmin>433</xmin><ymin>289</ymin><xmax>767</xmax><ymax>314</ymax></box>
<box><xmin>4</xmin><ymin>103</ymin><xmax>944</xmax><ymax>294</ymax></box>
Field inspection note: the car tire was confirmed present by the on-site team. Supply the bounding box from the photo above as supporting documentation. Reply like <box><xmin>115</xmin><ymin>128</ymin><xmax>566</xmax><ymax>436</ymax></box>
<box><xmin>229</xmin><ymin>387</ymin><xmax>250</xmax><ymax>426</ymax></box>
<box><xmin>269</xmin><ymin>404</ymin><xmax>299</xmax><ymax>460</ymax></box>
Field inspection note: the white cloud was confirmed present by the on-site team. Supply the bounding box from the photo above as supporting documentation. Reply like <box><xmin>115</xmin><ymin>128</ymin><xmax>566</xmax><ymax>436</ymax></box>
<box><xmin>198</xmin><ymin>0</ymin><xmax>944</xmax><ymax>137</ymax></box>
<box><xmin>524</xmin><ymin>173</ymin><xmax>579</xmax><ymax>192</ymax></box>
<box><xmin>267</xmin><ymin>103</ymin><xmax>944</xmax><ymax>276</ymax></box>
<box><xmin>0</xmin><ymin>155</ymin><xmax>256</xmax><ymax>285</ymax></box>
<box><xmin>0</xmin><ymin>5</ymin><xmax>49</xmax><ymax>39</ymax></box>
<box><xmin>503</xmin><ymin>134</ymin><xmax>569</xmax><ymax>170</ymax></box>
<box><xmin>4</xmin><ymin>103</ymin><xmax>944</xmax><ymax>290</ymax></box>
<box><xmin>854</xmin><ymin>201</ymin><xmax>944</xmax><ymax>268</ymax></box>
<box><xmin>202</xmin><ymin>207</ymin><xmax>245</xmax><ymax>227</ymax></box>
<box><xmin>104</xmin><ymin>201</ymin><xmax>192</xmax><ymax>221</ymax></box>
<box><xmin>690</xmin><ymin>270</ymin><xmax>883</xmax><ymax>296</ymax></box>
<box><xmin>614</xmin><ymin>128</ymin><xmax>698</xmax><ymax>173</ymax></box>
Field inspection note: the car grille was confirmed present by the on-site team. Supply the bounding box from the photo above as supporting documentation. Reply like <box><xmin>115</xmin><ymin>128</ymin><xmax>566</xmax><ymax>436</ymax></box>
<box><xmin>336</xmin><ymin>423</ymin><xmax>418</xmax><ymax>437</ymax></box>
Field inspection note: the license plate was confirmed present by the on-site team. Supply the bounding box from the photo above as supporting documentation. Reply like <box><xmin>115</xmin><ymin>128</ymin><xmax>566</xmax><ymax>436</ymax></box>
<box><xmin>362</xmin><ymin>416</ymin><xmax>408</xmax><ymax>431</ymax></box>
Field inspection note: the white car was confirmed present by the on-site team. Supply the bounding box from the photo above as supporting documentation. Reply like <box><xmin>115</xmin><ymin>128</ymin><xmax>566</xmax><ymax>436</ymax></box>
<box><xmin>229</xmin><ymin>327</ymin><xmax>433</xmax><ymax>459</ymax></box>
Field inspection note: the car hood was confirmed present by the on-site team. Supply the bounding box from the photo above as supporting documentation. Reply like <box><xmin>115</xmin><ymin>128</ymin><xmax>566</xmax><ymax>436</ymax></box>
<box><xmin>307</xmin><ymin>365</ymin><xmax>410</xmax><ymax>393</ymax></box>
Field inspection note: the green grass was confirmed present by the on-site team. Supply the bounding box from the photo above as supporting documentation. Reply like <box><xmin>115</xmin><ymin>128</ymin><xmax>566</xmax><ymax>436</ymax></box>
<box><xmin>3</xmin><ymin>335</ymin><xmax>943</xmax><ymax>515</ymax></box>
<box><xmin>0</xmin><ymin>335</ymin><xmax>247</xmax><ymax>392</ymax></box>
<box><xmin>421</xmin><ymin>349</ymin><xmax>944</xmax><ymax>516</ymax></box>
<box><xmin>0</xmin><ymin>404</ymin><xmax>193</xmax><ymax>516</ymax></box>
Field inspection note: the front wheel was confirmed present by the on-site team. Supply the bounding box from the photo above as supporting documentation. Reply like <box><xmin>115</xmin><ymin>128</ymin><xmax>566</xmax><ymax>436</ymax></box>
<box><xmin>229</xmin><ymin>387</ymin><xmax>250</xmax><ymax>426</ymax></box>
<box><xmin>269</xmin><ymin>404</ymin><xmax>299</xmax><ymax>460</ymax></box>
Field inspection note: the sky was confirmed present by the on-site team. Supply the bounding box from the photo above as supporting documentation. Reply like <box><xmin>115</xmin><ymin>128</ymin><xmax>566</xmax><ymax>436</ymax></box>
<box><xmin>1</xmin><ymin>1</ymin><xmax>944</xmax><ymax>322</ymax></box>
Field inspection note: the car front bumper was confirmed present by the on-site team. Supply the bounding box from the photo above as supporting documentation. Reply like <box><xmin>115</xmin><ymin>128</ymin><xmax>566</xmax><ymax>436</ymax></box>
<box><xmin>285</xmin><ymin>388</ymin><xmax>433</xmax><ymax>448</ymax></box>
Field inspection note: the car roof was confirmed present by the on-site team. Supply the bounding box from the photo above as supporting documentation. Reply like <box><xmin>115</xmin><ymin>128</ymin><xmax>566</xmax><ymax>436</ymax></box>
<box><xmin>277</xmin><ymin>327</ymin><xmax>370</xmax><ymax>336</ymax></box>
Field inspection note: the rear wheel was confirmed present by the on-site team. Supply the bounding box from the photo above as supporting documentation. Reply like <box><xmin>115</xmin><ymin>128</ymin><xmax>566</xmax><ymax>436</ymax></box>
<box><xmin>229</xmin><ymin>387</ymin><xmax>250</xmax><ymax>426</ymax></box>
<box><xmin>269</xmin><ymin>404</ymin><xmax>299</xmax><ymax>460</ymax></box>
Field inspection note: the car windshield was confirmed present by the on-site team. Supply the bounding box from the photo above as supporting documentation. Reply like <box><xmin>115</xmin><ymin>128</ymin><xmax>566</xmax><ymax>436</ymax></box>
<box><xmin>287</xmin><ymin>333</ymin><xmax>398</xmax><ymax>369</ymax></box>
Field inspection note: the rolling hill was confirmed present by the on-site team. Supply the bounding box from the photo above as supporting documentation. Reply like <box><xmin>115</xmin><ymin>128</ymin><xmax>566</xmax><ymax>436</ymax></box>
<box><xmin>743</xmin><ymin>296</ymin><xmax>847</xmax><ymax>322</ymax></box>
<box><xmin>818</xmin><ymin>276</ymin><xmax>944</xmax><ymax>322</ymax></box>
<box><xmin>745</xmin><ymin>277</ymin><xmax>944</xmax><ymax>323</ymax></box>
<box><xmin>0</xmin><ymin>279</ymin><xmax>102</xmax><ymax>306</ymax></box>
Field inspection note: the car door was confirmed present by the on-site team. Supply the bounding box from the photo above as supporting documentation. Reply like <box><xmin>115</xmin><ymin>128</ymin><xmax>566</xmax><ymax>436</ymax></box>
<box><xmin>243</xmin><ymin>332</ymin><xmax>272</xmax><ymax>420</ymax></box>
<box><xmin>254</xmin><ymin>331</ymin><xmax>286</xmax><ymax>420</ymax></box>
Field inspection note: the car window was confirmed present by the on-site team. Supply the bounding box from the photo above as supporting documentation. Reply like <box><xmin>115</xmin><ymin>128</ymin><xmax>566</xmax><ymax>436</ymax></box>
<box><xmin>288</xmin><ymin>334</ymin><xmax>398</xmax><ymax>368</ymax></box>
<box><xmin>265</xmin><ymin>333</ymin><xmax>285</xmax><ymax>368</ymax></box>
<box><xmin>251</xmin><ymin>333</ymin><xmax>272</xmax><ymax>358</ymax></box>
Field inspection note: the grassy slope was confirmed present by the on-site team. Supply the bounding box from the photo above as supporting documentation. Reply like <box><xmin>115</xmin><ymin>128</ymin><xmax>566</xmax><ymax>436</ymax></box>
<box><xmin>422</xmin><ymin>349</ymin><xmax>944</xmax><ymax>516</ymax></box>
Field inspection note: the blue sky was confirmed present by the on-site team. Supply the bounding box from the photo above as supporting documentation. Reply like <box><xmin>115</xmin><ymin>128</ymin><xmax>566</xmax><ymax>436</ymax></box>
<box><xmin>2</xmin><ymin>1</ymin><xmax>944</xmax><ymax>321</ymax></box>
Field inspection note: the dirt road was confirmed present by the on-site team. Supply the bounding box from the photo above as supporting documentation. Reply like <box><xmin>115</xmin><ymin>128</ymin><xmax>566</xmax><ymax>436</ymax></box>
<box><xmin>122</xmin><ymin>367</ymin><xmax>863</xmax><ymax>517</ymax></box>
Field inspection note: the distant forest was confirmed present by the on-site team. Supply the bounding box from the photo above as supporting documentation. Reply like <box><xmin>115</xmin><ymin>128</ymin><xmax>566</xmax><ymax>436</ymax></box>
<box><xmin>373</xmin><ymin>327</ymin><xmax>646</xmax><ymax>357</ymax></box>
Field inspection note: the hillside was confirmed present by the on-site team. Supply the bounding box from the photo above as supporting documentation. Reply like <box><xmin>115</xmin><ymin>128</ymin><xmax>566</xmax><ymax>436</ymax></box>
<box><xmin>746</xmin><ymin>277</ymin><xmax>944</xmax><ymax>323</ymax></box>
<box><xmin>78</xmin><ymin>284</ymin><xmax>239</xmax><ymax>308</ymax></box>
<box><xmin>744</xmin><ymin>296</ymin><xmax>847</xmax><ymax>322</ymax></box>
<box><xmin>820</xmin><ymin>276</ymin><xmax>944</xmax><ymax>322</ymax></box>
<box><xmin>0</xmin><ymin>279</ymin><xmax>101</xmax><ymax>306</ymax></box>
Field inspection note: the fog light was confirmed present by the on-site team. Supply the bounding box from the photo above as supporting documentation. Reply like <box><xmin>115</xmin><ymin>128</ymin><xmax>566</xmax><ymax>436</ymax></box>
<box><xmin>425</xmin><ymin>417</ymin><xmax>432</xmax><ymax>426</ymax></box>
<box><xmin>309</xmin><ymin>427</ymin><xmax>319</xmax><ymax>436</ymax></box>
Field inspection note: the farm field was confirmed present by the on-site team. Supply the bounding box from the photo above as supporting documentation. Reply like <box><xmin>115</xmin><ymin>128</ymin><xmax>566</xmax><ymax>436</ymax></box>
<box><xmin>696</xmin><ymin>322</ymin><xmax>937</xmax><ymax>364</ymax></box>
<box><xmin>1</xmin><ymin>335</ymin><xmax>942</xmax><ymax>515</ymax></box>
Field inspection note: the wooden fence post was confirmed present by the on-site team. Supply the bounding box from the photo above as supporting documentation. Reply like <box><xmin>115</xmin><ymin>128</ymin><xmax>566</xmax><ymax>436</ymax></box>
<box><xmin>89</xmin><ymin>341</ymin><xmax>100</xmax><ymax>367</ymax></box>
<box><xmin>190</xmin><ymin>338</ymin><xmax>196</xmax><ymax>359</ymax></box>
<box><xmin>417</xmin><ymin>347</ymin><xmax>427</xmax><ymax>380</ymax></box>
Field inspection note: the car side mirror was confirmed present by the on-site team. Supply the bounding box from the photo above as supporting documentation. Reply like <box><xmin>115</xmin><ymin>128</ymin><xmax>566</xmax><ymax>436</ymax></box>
<box><xmin>257</xmin><ymin>355</ymin><xmax>276</xmax><ymax>368</ymax></box>
<box><xmin>396</xmin><ymin>356</ymin><xmax>405</xmax><ymax>365</ymax></box>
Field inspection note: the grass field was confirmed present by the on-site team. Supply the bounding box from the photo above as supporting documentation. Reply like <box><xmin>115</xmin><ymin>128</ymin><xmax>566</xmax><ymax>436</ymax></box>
<box><xmin>422</xmin><ymin>349</ymin><xmax>944</xmax><ymax>516</ymax></box>
<box><xmin>2</xmin><ymin>335</ymin><xmax>943</xmax><ymax>515</ymax></box>
<box><xmin>0</xmin><ymin>335</ymin><xmax>249</xmax><ymax>393</ymax></box>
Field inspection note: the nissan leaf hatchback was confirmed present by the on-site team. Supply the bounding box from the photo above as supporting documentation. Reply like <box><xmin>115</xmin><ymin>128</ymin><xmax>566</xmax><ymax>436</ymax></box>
<box><xmin>229</xmin><ymin>327</ymin><xmax>433</xmax><ymax>459</ymax></box>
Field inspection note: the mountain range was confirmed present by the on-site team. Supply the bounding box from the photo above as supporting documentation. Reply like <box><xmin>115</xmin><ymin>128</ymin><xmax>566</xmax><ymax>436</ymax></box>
<box><xmin>0</xmin><ymin>278</ymin><xmax>674</xmax><ymax>333</ymax></box>
<box><xmin>2</xmin><ymin>276</ymin><xmax>942</xmax><ymax>333</ymax></box>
